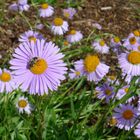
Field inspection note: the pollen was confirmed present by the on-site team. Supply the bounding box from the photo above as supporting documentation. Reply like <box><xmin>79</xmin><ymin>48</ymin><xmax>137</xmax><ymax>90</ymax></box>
<box><xmin>41</xmin><ymin>3</ymin><xmax>49</xmax><ymax>9</ymax></box>
<box><xmin>54</xmin><ymin>18</ymin><xmax>63</xmax><ymax>26</ymax></box>
<box><xmin>128</xmin><ymin>51</ymin><xmax>140</xmax><ymax>64</ymax></box>
<box><xmin>30</xmin><ymin>59</ymin><xmax>48</xmax><ymax>75</ymax></box>
<box><xmin>75</xmin><ymin>71</ymin><xmax>80</xmax><ymax>76</ymax></box>
<box><xmin>114</xmin><ymin>37</ymin><xmax>120</xmax><ymax>43</ymax></box>
<box><xmin>18</xmin><ymin>100</ymin><xmax>27</xmax><ymax>108</ymax></box>
<box><xmin>69</xmin><ymin>30</ymin><xmax>76</xmax><ymax>35</ymax></box>
<box><xmin>105</xmin><ymin>89</ymin><xmax>112</xmax><ymax>96</ymax></box>
<box><xmin>129</xmin><ymin>37</ymin><xmax>136</xmax><ymax>45</ymax></box>
<box><xmin>122</xmin><ymin>110</ymin><xmax>134</xmax><ymax>120</ymax></box>
<box><xmin>133</xmin><ymin>30</ymin><xmax>140</xmax><ymax>37</ymax></box>
<box><xmin>84</xmin><ymin>55</ymin><xmax>100</xmax><ymax>73</ymax></box>
<box><xmin>0</xmin><ymin>72</ymin><xmax>11</xmax><ymax>82</ymax></box>
<box><xmin>99</xmin><ymin>40</ymin><xmax>105</xmax><ymax>46</ymax></box>
<box><xmin>29</xmin><ymin>36</ymin><xmax>37</xmax><ymax>43</ymax></box>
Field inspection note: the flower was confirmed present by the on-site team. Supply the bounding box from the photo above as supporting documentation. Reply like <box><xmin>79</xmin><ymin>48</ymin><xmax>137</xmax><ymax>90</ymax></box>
<box><xmin>118</xmin><ymin>51</ymin><xmax>140</xmax><ymax>76</ymax></box>
<box><xmin>92</xmin><ymin>23</ymin><xmax>102</xmax><ymax>30</ymax></box>
<box><xmin>113</xmin><ymin>104</ymin><xmax>138</xmax><ymax>130</ymax></box>
<box><xmin>134</xmin><ymin>123</ymin><xmax>140</xmax><ymax>138</ymax></box>
<box><xmin>0</xmin><ymin>68</ymin><xmax>16</xmax><ymax>93</ymax></box>
<box><xmin>16</xmin><ymin>96</ymin><xmax>31</xmax><ymax>114</ymax></box>
<box><xmin>39</xmin><ymin>3</ymin><xmax>54</xmax><ymax>18</ymax></box>
<box><xmin>19</xmin><ymin>30</ymin><xmax>44</xmax><ymax>43</ymax></box>
<box><xmin>96</xmin><ymin>83</ymin><xmax>115</xmax><ymax>102</ymax></box>
<box><xmin>66</xmin><ymin>30</ymin><xmax>83</xmax><ymax>43</ymax></box>
<box><xmin>9</xmin><ymin>0</ymin><xmax>30</xmax><ymax>12</ymax></box>
<box><xmin>63</xmin><ymin>8</ymin><xmax>76</xmax><ymax>19</ymax></box>
<box><xmin>116</xmin><ymin>85</ymin><xmax>135</xmax><ymax>103</ymax></box>
<box><xmin>36</xmin><ymin>23</ymin><xmax>44</xmax><ymax>30</ymax></box>
<box><xmin>74</xmin><ymin>54</ymin><xmax>109</xmax><ymax>82</ymax></box>
<box><xmin>69</xmin><ymin>69</ymin><xmax>81</xmax><ymax>79</ymax></box>
<box><xmin>92</xmin><ymin>40</ymin><xmax>109</xmax><ymax>54</ymax></box>
<box><xmin>10</xmin><ymin>40</ymin><xmax>67</xmax><ymax>95</ymax></box>
<box><xmin>51</xmin><ymin>18</ymin><xmax>69</xmax><ymax>35</ymax></box>
<box><xmin>128</xmin><ymin>30</ymin><xmax>140</xmax><ymax>39</ymax></box>
<box><xmin>106</xmin><ymin>75</ymin><xmax>119</xmax><ymax>85</ymax></box>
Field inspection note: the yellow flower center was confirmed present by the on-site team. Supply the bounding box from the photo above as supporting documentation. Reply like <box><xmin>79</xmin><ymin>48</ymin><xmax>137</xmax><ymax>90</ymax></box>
<box><xmin>18</xmin><ymin>100</ymin><xmax>27</xmax><ymax>108</ymax></box>
<box><xmin>30</xmin><ymin>58</ymin><xmax>48</xmax><ymax>75</ymax></box>
<box><xmin>122</xmin><ymin>110</ymin><xmax>134</xmax><ymax>120</ymax></box>
<box><xmin>133</xmin><ymin>30</ymin><xmax>140</xmax><ymax>37</ymax></box>
<box><xmin>63</xmin><ymin>41</ymin><xmax>69</xmax><ymax>46</ymax></box>
<box><xmin>75</xmin><ymin>71</ymin><xmax>80</xmax><ymax>76</ymax></box>
<box><xmin>54</xmin><ymin>18</ymin><xmax>63</xmax><ymax>26</ymax></box>
<box><xmin>127</xmin><ymin>51</ymin><xmax>140</xmax><ymax>64</ymax></box>
<box><xmin>109</xmin><ymin>117</ymin><xmax>117</xmax><ymax>126</ymax></box>
<box><xmin>29</xmin><ymin>36</ymin><xmax>37</xmax><ymax>43</ymax></box>
<box><xmin>129</xmin><ymin>37</ymin><xmax>136</xmax><ymax>45</ymax></box>
<box><xmin>124</xmin><ymin>88</ymin><xmax>129</xmax><ymax>93</ymax></box>
<box><xmin>99</xmin><ymin>40</ymin><xmax>105</xmax><ymax>46</ymax></box>
<box><xmin>114</xmin><ymin>37</ymin><xmax>120</xmax><ymax>43</ymax></box>
<box><xmin>41</xmin><ymin>3</ymin><xmax>49</xmax><ymax>9</ymax></box>
<box><xmin>138</xmin><ymin>46</ymin><xmax>140</xmax><ymax>51</ymax></box>
<box><xmin>64</xmin><ymin>12</ymin><xmax>70</xmax><ymax>18</ymax></box>
<box><xmin>69</xmin><ymin>30</ymin><xmax>76</xmax><ymax>35</ymax></box>
<box><xmin>108</xmin><ymin>75</ymin><xmax>116</xmax><ymax>81</ymax></box>
<box><xmin>105</xmin><ymin>89</ymin><xmax>112</xmax><ymax>95</ymax></box>
<box><xmin>84</xmin><ymin>55</ymin><xmax>100</xmax><ymax>73</ymax></box>
<box><xmin>0</xmin><ymin>72</ymin><xmax>11</xmax><ymax>82</ymax></box>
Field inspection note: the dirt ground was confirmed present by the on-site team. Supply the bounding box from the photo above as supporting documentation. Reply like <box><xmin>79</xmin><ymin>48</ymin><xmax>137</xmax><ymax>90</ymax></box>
<box><xmin>0</xmin><ymin>0</ymin><xmax>140</xmax><ymax>65</ymax></box>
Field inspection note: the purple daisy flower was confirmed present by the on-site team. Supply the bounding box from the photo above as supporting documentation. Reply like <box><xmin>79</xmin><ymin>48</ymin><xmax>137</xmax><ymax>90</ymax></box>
<box><xmin>10</xmin><ymin>40</ymin><xmax>67</xmax><ymax>95</ymax></box>
<box><xmin>74</xmin><ymin>55</ymin><xmax>109</xmax><ymax>82</ymax></box>
<box><xmin>19</xmin><ymin>30</ymin><xmax>44</xmax><ymax>43</ymax></box>
<box><xmin>96</xmin><ymin>83</ymin><xmax>115</xmax><ymax>102</ymax></box>
<box><xmin>9</xmin><ymin>0</ymin><xmax>30</xmax><ymax>12</ymax></box>
<box><xmin>113</xmin><ymin>104</ymin><xmax>138</xmax><ymax>130</ymax></box>
<box><xmin>0</xmin><ymin>68</ymin><xmax>17</xmax><ymax>93</ymax></box>
<box><xmin>69</xmin><ymin>68</ymin><xmax>81</xmax><ymax>79</ymax></box>
<box><xmin>63</xmin><ymin>8</ymin><xmax>76</xmax><ymax>19</ymax></box>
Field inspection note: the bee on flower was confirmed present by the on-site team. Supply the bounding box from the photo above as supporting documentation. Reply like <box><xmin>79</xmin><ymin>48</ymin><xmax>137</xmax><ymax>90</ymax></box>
<box><xmin>39</xmin><ymin>3</ymin><xmax>54</xmax><ymax>18</ymax></box>
<box><xmin>16</xmin><ymin>96</ymin><xmax>32</xmax><ymax>114</ymax></box>
<box><xmin>0</xmin><ymin>68</ymin><xmax>17</xmax><ymax>93</ymax></box>
<box><xmin>113</xmin><ymin>104</ymin><xmax>138</xmax><ymax>130</ymax></box>
<box><xmin>74</xmin><ymin>54</ymin><xmax>109</xmax><ymax>82</ymax></box>
<box><xmin>10</xmin><ymin>40</ymin><xmax>67</xmax><ymax>95</ymax></box>
<box><xmin>9</xmin><ymin>0</ymin><xmax>30</xmax><ymax>12</ymax></box>
<box><xmin>66</xmin><ymin>29</ymin><xmax>83</xmax><ymax>43</ymax></box>
<box><xmin>19</xmin><ymin>30</ymin><xmax>44</xmax><ymax>43</ymax></box>
<box><xmin>51</xmin><ymin>17</ymin><xmax>69</xmax><ymax>35</ymax></box>
<box><xmin>92</xmin><ymin>39</ymin><xmax>109</xmax><ymax>54</ymax></box>
<box><xmin>63</xmin><ymin>8</ymin><xmax>76</xmax><ymax>19</ymax></box>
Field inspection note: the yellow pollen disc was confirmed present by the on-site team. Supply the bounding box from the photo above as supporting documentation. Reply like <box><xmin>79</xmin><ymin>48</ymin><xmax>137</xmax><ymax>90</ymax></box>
<box><xmin>0</xmin><ymin>72</ymin><xmax>11</xmax><ymax>82</ymax></box>
<box><xmin>99</xmin><ymin>40</ymin><xmax>105</xmax><ymax>46</ymax></box>
<box><xmin>122</xmin><ymin>110</ymin><xmax>133</xmax><ymax>120</ymax></box>
<box><xmin>54</xmin><ymin>18</ymin><xmax>63</xmax><ymax>26</ymax></box>
<box><xmin>84</xmin><ymin>55</ymin><xmax>100</xmax><ymax>73</ymax></box>
<box><xmin>133</xmin><ymin>30</ymin><xmax>140</xmax><ymax>37</ymax></box>
<box><xmin>18</xmin><ymin>100</ymin><xmax>27</xmax><ymax>108</ymax></box>
<box><xmin>129</xmin><ymin>37</ymin><xmax>136</xmax><ymax>45</ymax></box>
<box><xmin>105</xmin><ymin>89</ymin><xmax>112</xmax><ymax>96</ymax></box>
<box><xmin>41</xmin><ymin>3</ymin><xmax>49</xmax><ymax>9</ymax></box>
<box><xmin>109</xmin><ymin>118</ymin><xmax>117</xmax><ymax>126</ymax></box>
<box><xmin>75</xmin><ymin>71</ymin><xmax>80</xmax><ymax>76</ymax></box>
<box><xmin>108</xmin><ymin>75</ymin><xmax>116</xmax><ymax>81</ymax></box>
<box><xmin>127</xmin><ymin>51</ymin><xmax>140</xmax><ymax>64</ymax></box>
<box><xmin>124</xmin><ymin>88</ymin><xmax>129</xmax><ymax>93</ymax></box>
<box><xmin>114</xmin><ymin>37</ymin><xmax>120</xmax><ymax>43</ymax></box>
<box><xmin>29</xmin><ymin>36</ymin><xmax>37</xmax><ymax>43</ymax></box>
<box><xmin>30</xmin><ymin>59</ymin><xmax>48</xmax><ymax>75</ymax></box>
<box><xmin>138</xmin><ymin>46</ymin><xmax>140</xmax><ymax>51</ymax></box>
<box><xmin>64</xmin><ymin>41</ymin><xmax>69</xmax><ymax>46</ymax></box>
<box><xmin>69</xmin><ymin>30</ymin><xmax>76</xmax><ymax>35</ymax></box>
<box><xmin>64</xmin><ymin>12</ymin><xmax>70</xmax><ymax>18</ymax></box>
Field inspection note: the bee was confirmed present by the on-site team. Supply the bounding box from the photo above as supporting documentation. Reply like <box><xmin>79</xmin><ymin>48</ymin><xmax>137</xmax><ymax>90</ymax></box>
<box><xmin>28</xmin><ymin>57</ymin><xmax>39</xmax><ymax>69</ymax></box>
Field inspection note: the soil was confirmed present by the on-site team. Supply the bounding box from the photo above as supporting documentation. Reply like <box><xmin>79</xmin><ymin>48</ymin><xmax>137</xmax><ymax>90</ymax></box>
<box><xmin>0</xmin><ymin>0</ymin><xmax>140</xmax><ymax>65</ymax></box>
